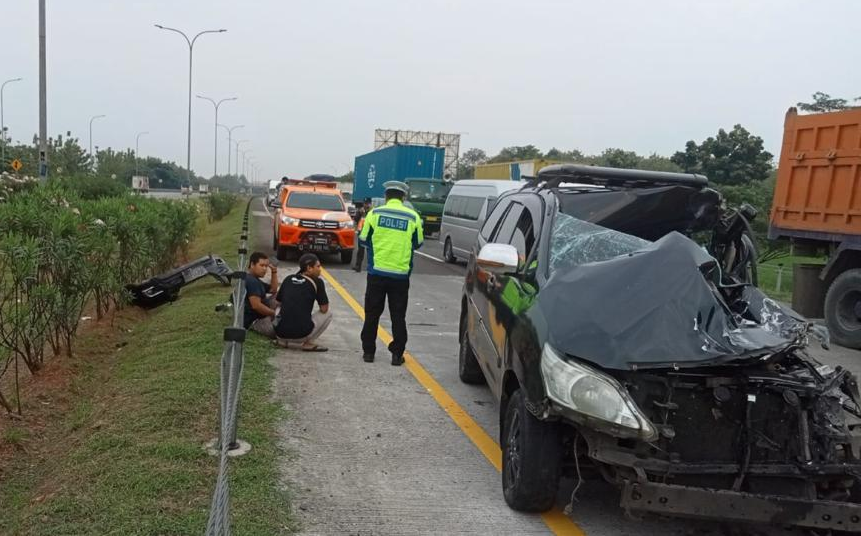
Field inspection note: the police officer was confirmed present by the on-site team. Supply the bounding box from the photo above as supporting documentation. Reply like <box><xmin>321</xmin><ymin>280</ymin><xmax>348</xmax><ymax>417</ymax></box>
<box><xmin>359</xmin><ymin>181</ymin><xmax>423</xmax><ymax>365</ymax></box>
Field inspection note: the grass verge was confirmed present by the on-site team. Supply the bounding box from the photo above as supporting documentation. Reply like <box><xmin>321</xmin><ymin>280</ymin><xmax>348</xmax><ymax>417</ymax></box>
<box><xmin>0</xmin><ymin>199</ymin><xmax>291</xmax><ymax>535</ymax></box>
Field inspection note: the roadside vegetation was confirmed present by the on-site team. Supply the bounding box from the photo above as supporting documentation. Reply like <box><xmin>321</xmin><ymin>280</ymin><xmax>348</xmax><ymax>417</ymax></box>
<box><xmin>0</xmin><ymin>182</ymin><xmax>289</xmax><ymax>534</ymax></box>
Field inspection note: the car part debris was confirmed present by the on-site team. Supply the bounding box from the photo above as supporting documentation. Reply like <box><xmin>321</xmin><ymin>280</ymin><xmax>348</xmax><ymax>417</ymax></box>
<box><xmin>127</xmin><ymin>255</ymin><xmax>232</xmax><ymax>308</ymax></box>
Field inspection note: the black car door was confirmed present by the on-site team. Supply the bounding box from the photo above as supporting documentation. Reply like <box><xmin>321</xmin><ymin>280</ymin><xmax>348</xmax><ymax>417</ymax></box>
<box><xmin>466</xmin><ymin>197</ymin><xmax>518</xmax><ymax>396</ymax></box>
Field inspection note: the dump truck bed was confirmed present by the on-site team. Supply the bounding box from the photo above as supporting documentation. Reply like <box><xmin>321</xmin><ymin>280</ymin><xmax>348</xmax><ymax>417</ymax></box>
<box><xmin>769</xmin><ymin>107</ymin><xmax>861</xmax><ymax>242</ymax></box>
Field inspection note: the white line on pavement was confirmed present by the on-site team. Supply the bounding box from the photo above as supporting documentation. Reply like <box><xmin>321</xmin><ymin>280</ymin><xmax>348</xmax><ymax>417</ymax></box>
<box><xmin>415</xmin><ymin>251</ymin><xmax>445</xmax><ymax>263</ymax></box>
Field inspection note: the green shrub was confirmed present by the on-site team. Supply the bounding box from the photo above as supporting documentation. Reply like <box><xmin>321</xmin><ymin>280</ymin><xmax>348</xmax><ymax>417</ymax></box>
<box><xmin>53</xmin><ymin>174</ymin><xmax>129</xmax><ymax>200</ymax></box>
<box><xmin>0</xmin><ymin>182</ymin><xmax>200</xmax><ymax>413</ymax></box>
<box><xmin>204</xmin><ymin>192</ymin><xmax>238</xmax><ymax>222</ymax></box>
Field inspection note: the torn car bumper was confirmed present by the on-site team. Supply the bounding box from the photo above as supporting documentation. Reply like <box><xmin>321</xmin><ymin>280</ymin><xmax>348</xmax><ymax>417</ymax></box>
<box><xmin>621</xmin><ymin>481</ymin><xmax>861</xmax><ymax>531</ymax></box>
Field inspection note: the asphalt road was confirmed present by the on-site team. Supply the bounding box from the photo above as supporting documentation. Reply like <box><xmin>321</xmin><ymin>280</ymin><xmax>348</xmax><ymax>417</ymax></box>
<box><xmin>251</xmin><ymin>199</ymin><xmax>858</xmax><ymax>535</ymax></box>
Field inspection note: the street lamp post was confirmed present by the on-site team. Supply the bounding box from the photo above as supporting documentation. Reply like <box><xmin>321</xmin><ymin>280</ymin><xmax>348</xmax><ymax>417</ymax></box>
<box><xmin>154</xmin><ymin>24</ymin><xmax>226</xmax><ymax>184</ymax></box>
<box><xmin>234</xmin><ymin>139</ymin><xmax>248</xmax><ymax>178</ymax></box>
<box><xmin>1</xmin><ymin>77</ymin><xmax>22</xmax><ymax>167</ymax></box>
<box><xmin>241</xmin><ymin>149</ymin><xmax>252</xmax><ymax>178</ymax></box>
<box><xmin>218</xmin><ymin>123</ymin><xmax>243</xmax><ymax>175</ymax></box>
<box><xmin>135</xmin><ymin>131</ymin><xmax>149</xmax><ymax>176</ymax></box>
<box><xmin>197</xmin><ymin>95</ymin><xmax>235</xmax><ymax>177</ymax></box>
<box><xmin>88</xmin><ymin>114</ymin><xmax>106</xmax><ymax>166</ymax></box>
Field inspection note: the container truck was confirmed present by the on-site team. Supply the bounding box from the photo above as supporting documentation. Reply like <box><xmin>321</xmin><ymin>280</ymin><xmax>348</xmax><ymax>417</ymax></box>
<box><xmin>198</xmin><ymin>184</ymin><xmax>209</xmax><ymax>195</ymax></box>
<box><xmin>353</xmin><ymin>145</ymin><xmax>451</xmax><ymax>234</ymax></box>
<box><xmin>474</xmin><ymin>159</ymin><xmax>563</xmax><ymax>181</ymax></box>
<box><xmin>769</xmin><ymin>106</ymin><xmax>861</xmax><ymax>347</ymax></box>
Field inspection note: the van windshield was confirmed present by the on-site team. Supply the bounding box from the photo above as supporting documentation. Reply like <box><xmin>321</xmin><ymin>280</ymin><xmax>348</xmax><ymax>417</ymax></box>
<box><xmin>408</xmin><ymin>181</ymin><xmax>451</xmax><ymax>203</ymax></box>
<box><xmin>286</xmin><ymin>193</ymin><xmax>345</xmax><ymax>211</ymax></box>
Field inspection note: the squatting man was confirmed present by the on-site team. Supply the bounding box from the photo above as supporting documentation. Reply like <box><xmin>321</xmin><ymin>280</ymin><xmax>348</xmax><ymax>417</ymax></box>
<box><xmin>243</xmin><ymin>251</ymin><xmax>332</xmax><ymax>352</ymax></box>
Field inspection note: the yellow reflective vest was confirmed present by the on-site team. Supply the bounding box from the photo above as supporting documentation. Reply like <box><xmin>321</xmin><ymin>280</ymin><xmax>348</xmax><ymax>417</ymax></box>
<box><xmin>359</xmin><ymin>199</ymin><xmax>424</xmax><ymax>279</ymax></box>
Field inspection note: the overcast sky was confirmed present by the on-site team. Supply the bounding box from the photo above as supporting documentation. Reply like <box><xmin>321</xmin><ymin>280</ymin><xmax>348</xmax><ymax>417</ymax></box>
<box><xmin>2</xmin><ymin>0</ymin><xmax>859</xmax><ymax>181</ymax></box>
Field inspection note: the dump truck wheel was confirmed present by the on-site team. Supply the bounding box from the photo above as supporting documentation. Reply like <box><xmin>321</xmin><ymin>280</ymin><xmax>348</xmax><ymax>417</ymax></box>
<box><xmin>825</xmin><ymin>268</ymin><xmax>861</xmax><ymax>349</ymax></box>
<box><xmin>502</xmin><ymin>389</ymin><xmax>562</xmax><ymax>512</ymax></box>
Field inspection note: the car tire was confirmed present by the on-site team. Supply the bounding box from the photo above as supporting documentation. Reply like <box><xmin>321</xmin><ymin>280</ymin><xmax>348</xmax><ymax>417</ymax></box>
<box><xmin>502</xmin><ymin>389</ymin><xmax>563</xmax><ymax>512</ymax></box>
<box><xmin>276</xmin><ymin>245</ymin><xmax>289</xmax><ymax>261</ymax></box>
<box><xmin>824</xmin><ymin>268</ymin><xmax>861</xmax><ymax>349</ymax></box>
<box><xmin>443</xmin><ymin>238</ymin><xmax>457</xmax><ymax>264</ymax></box>
<box><xmin>340</xmin><ymin>250</ymin><xmax>353</xmax><ymax>264</ymax></box>
<box><xmin>458</xmin><ymin>319</ymin><xmax>485</xmax><ymax>384</ymax></box>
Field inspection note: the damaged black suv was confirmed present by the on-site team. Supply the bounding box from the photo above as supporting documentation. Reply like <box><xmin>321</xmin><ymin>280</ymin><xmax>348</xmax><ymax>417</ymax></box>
<box><xmin>458</xmin><ymin>164</ymin><xmax>861</xmax><ymax>531</ymax></box>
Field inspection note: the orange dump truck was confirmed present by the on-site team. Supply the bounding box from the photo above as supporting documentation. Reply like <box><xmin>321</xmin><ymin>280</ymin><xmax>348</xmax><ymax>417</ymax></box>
<box><xmin>769</xmin><ymin>106</ymin><xmax>861</xmax><ymax>347</ymax></box>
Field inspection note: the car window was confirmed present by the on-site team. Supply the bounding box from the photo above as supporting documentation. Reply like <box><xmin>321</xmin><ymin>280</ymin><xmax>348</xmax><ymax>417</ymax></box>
<box><xmin>509</xmin><ymin>209</ymin><xmax>536</xmax><ymax>261</ymax></box>
<box><xmin>444</xmin><ymin>195</ymin><xmax>465</xmax><ymax>217</ymax></box>
<box><xmin>286</xmin><ymin>192</ymin><xmax>345</xmax><ymax>211</ymax></box>
<box><xmin>549</xmin><ymin>211</ymin><xmax>649</xmax><ymax>274</ymax></box>
<box><xmin>492</xmin><ymin>203</ymin><xmax>524</xmax><ymax>243</ymax></box>
<box><xmin>479</xmin><ymin>197</ymin><xmax>511</xmax><ymax>240</ymax></box>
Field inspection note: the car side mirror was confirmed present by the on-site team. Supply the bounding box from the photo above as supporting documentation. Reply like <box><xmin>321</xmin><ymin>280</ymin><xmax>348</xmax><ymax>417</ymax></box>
<box><xmin>477</xmin><ymin>243</ymin><xmax>519</xmax><ymax>275</ymax></box>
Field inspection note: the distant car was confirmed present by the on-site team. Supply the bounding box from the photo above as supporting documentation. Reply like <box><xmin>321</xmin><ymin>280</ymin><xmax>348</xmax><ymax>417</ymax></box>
<box><xmin>267</xmin><ymin>179</ymin><xmax>281</xmax><ymax>207</ymax></box>
<box><xmin>458</xmin><ymin>164</ymin><xmax>861</xmax><ymax>531</ymax></box>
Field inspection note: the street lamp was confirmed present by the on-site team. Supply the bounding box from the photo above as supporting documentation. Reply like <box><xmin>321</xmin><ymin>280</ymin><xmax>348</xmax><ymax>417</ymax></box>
<box><xmin>234</xmin><ymin>139</ymin><xmax>248</xmax><ymax>178</ymax></box>
<box><xmin>218</xmin><ymin>123</ymin><xmax>243</xmax><ymax>175</ymax></box>
<box><xmin>241</xmin><ymin>149</ymin><xmax>252</xmax><ymax>178</ymax></box>
<box><xmin>88</xmin><ymin>114</ymin><xmax>106</xmax><ymax>165</ymax></box>
<box><xmin>135</xmin><ymin>131</ymin><xmax>149</xmax><ymax>176</ymax></box>
<box><xmin>154</xmin><ymin>24</ymin><xmax>227</xmax><ymax>184</ymax></box>
<box><xmin>1</xmin><ymin>77</ymin><xmax>22</xmax><ymax>167</ymax></box>
<box><xmin>197</xmin><ymin>95</ymin><xmax>235</xmax><ymax>177</ymax></box>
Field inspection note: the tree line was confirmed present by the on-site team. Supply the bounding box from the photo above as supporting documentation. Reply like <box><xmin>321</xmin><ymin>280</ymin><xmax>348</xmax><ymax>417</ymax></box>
<box><xmin>0</xmin><ymin>132</ymin><xmax>250</xmax><ymax>193</ymax></box>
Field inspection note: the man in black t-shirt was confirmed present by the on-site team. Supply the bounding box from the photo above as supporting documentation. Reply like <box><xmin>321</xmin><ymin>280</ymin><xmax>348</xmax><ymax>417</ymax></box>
<box><xmin>244</xmin><ymin>251</ymin><xmax>280</xmax><ymax>337</ymax></box>
<box><xmin>274</xmin><ymin>253</ymin><xmax>332</xmax><ymax>352</ymax></box>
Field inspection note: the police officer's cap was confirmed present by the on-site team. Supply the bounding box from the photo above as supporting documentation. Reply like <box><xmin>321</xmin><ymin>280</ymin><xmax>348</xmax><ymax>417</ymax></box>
<box><xmin>383</xmin><ymin>181</ymin><xmax>409</xmax><ymax>195</ymax></box>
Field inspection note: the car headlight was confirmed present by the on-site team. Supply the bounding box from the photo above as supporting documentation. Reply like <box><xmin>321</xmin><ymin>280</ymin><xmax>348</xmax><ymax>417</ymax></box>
<box><xmin>540</xmin><ymin>343</ymin><xmax>655</xmax><ymax>438</ymax></box>
<box><xmin>339</xmin><ymin>220</ymin><xmax>355</xmax><ymax>229</ymax></box>
<box><xmin>280</xmin><ymin>215</ymin><xmax>300</xmax><ymax>226</ymax></box>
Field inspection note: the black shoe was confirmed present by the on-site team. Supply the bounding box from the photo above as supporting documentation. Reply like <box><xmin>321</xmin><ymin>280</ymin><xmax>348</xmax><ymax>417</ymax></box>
<box><xmin>362</xmin><ymin>353</ymin><xmax>375</xmax><ymax>363</ymax></box>
<box><xmin>391</xmin><ymin>353</ymin><xmax>405</xmax><ymax>366</ymax></box>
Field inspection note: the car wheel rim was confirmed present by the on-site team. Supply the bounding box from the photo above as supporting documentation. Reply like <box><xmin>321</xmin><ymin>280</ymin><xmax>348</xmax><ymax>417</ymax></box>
<box><xmin>505</xmin><ymin>411</ymin><xmax>521</xmax><ymax>490</ymax></box>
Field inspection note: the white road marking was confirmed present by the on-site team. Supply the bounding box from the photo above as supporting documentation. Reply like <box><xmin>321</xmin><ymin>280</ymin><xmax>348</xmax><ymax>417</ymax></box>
<box><xmin>415</xmin><ymin>251</ymin><xmax>445</xmax><ymax>263</ymax></box>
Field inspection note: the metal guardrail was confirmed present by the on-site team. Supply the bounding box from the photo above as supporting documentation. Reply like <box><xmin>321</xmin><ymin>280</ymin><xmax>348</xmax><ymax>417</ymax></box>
<box><xmin>205</xmin><ymin>199</ymin><xmax>253</xmax><ymax>536</ymax></box>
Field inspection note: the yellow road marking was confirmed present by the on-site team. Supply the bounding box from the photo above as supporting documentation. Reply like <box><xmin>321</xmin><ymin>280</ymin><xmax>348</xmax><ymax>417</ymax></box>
<box><xmin>320</xmin><ymin>267</ymin><xmax>586</xmax><ymax>536</ymax></box>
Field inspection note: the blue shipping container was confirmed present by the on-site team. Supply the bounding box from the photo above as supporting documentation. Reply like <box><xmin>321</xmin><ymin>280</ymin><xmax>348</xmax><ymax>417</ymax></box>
<box><xmin>353</xmin><ymin>145</ymin><xmax>444</xmax><ymax>201</ymax></box>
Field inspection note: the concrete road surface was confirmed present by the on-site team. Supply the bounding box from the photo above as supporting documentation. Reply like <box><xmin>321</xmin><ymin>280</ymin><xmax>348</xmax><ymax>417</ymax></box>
<box><xmin>250</xmin><ymin>198</ymin><xmax>858</xmax><ymax>535</ymax></box>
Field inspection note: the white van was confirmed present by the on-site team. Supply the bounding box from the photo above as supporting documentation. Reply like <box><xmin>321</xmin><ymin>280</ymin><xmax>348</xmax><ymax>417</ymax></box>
<box><xmin>439</xmin><ymin>180</ymin><xmax>524</xmax><ymax>263</ymax></box>
<box><xmin>267</xmin><ymin>179</ymin><xmax>281</xmax><ymax>207</ymax></box>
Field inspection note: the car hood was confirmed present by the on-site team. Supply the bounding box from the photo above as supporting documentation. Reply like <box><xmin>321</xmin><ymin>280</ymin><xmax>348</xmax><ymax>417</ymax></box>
<box><xmin>282</xmin><ymin>207</ymin><xmax>350</xmax><ymax>221</ymax></box>
<box><xmin>539</xmin><ymin>232</ymin><xmax>820</xmax><ymax>370</ymax></box>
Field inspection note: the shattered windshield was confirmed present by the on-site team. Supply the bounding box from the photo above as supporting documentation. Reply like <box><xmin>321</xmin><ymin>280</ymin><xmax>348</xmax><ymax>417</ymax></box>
<box><xmin>549</xmin><ymin>211</ymin><xmax>649</xmax><ymax>273</ymax></box>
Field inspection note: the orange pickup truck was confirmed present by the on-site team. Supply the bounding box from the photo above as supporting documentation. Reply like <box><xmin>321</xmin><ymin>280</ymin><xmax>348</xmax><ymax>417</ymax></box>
<box><xmin>272</xmin><ymin>178</ymin><xmax>355</xmax><ymax>263</ymax></box>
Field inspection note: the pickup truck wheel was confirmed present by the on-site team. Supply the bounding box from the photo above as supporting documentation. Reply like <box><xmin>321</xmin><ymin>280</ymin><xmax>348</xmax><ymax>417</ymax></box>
<box><xmin>443</xmin><ymin>238</ymin><xmax>457</xmax><ymax>264</ymax></box>
<box><xmin>276</xmin><ymin>245</ymin><xmax>289</xmax><ymax>261</ymax></box>
<box><xmin>825</xmin><ymin>268</ymin><xmax>861</xmax><ymax>349</ymax></box>
<box><xmin>502</xmin><ymin>389</ymin><xmax>562</xmax><ymax>512</ymax></box>
<box><xmin>458</xmin><ymin>318</ymin><xmax>485</xmax><ymax>384</ymax></box>
<box><xmin>340</xmin><ymin>250</ymin><xmax>353</xmax><ymax>264</ymax></box>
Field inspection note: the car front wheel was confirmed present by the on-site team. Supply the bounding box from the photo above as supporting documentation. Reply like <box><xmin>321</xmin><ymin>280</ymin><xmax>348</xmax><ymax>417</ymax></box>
<box><xmin>502</xmin><ymin>389</ymin><xmax>563</xmax><ymax>512</ymax></box>
<box><xmin>458</xmin><ymin>314</ymin><xmax>485</xmax><ymax>384</ymax></box>
<box><xmin>444</xmin><ymin>238</ymin><xmax>457</xmax><ymax>263</ymax></box>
